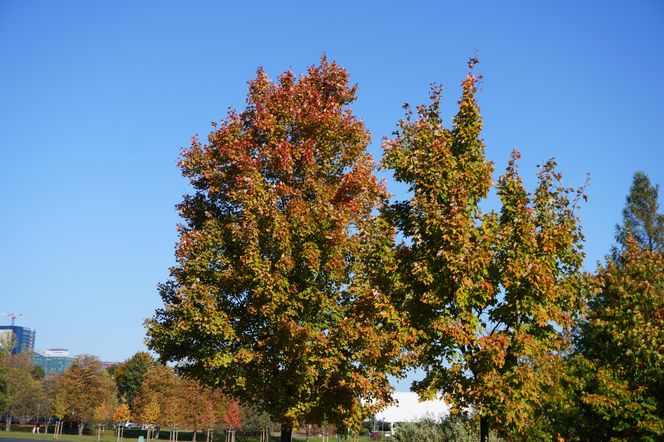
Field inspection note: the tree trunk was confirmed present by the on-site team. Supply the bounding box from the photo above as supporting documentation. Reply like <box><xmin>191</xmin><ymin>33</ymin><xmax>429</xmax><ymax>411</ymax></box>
<box><xmin>78</xmin><ymin>422</ymin><xmax>85</xmax><ymax>436</ymax></box>
<box><xmin>5</xmin><ymin>414</ymin><xmax>11</xmax><ymax>431</ymax></box>
<box><xmin>280</xmin><ymin>422</ymin><xmax>292</xmax><ymax>442</ymax></box>
<box><xmin>480</xmin><ymin>415</ymin><xmax>489</xmax><ymax>442</ymax></box>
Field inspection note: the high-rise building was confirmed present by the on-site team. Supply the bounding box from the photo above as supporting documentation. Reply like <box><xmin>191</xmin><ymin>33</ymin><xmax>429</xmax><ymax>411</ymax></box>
<box><xmin>0</xmin><ymin>325</ymin><xmax>36</xmax><ymax>355</ymax></box>
<box><xmin>32</xmin><ymin>349</ymin><xmax>74</xmax><ymax>375</ymax></box>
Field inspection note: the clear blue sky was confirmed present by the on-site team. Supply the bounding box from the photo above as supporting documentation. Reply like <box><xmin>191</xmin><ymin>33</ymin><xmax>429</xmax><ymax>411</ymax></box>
<box><xmin>1</xmin><ymin>1</ymin><xmax>662</xmax><ymax>381</ymax></box>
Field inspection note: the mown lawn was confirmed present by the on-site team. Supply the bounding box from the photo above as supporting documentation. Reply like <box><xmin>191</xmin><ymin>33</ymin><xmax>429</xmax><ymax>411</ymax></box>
<box><xmin>0</xmin><ymin>429</ymin><xmax>117</xmax><ymax>442</ymax></box>
<box><xmin>0</xmin><ymin>430</ymin><xmax>376</xmax><ymax>442</ymax></box>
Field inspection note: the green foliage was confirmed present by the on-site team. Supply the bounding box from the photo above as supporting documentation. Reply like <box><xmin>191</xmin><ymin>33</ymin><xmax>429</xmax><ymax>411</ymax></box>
<box><xmin>1</xmin><ymin>353</ymin><xmax>44</xmax><ymax>429</ymax></box>
<box><xmin>240</xmin><ymin>405</ymin><xmax>274</xmax><ymax>433</ymax></box>
<box><xmin>616</xmin><ymin>171</ymin><xmax>664</xmax><ymax>253</ymax></box>
<box><xmin>31</xmin><ymin>364</ymin><xmax>46</xmax><ymax>380</ymax></box>
<box><xmin>146</xmin><ymin>57</ymin><xmax>409</xmax><ymax>433</ymax></box>
<box><xmin>391</xmin><ymin>414</ymin><xmax>502</xmax><ymax>442</ymax></box>
<box><xmin>391</xmin><ymin>418</ymin><xmax>446</xmax><ymax>442</ymax></box>
<box><xmin>382</xmin><ymin>64</ymin><xmax>590</xmax><ymax>438</ymax></box>
<box><xmin>110</xmin><ymin>351</ymin><xmax>157</xmax><ymax>408</ymax></box>
<box><xmin>0</xmin><ymin>365</ymin><xmax>9</xmax><ymax>416</ymax></box>
<box><xmin>569</xmin><ymin>238</ymin><xmax>664</xmax><ymax>440</ymax></box>
<box><xmin>540</xmin><ymin>173</ymin><xmax>664</xmax><ymax>441</ymax></box>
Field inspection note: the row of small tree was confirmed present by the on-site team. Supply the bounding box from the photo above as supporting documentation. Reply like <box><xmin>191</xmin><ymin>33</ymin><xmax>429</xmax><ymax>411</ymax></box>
<box><xmin>144</xmin><ymin>57</ymin><xmax>663</xmax><ymax>441</ymax></box>
<box><xmin>0</xmin><ymin>351</ymin><xmax>265</xmax><ymax>439</ymax></box>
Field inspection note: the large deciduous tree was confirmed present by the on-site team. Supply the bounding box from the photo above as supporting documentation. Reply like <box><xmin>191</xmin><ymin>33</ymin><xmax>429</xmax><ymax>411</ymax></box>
<box><xmin>146</xmin><ymin>58</ymin><xmax>407</xmax><ymax>441</ymax></box>
<box><xmin>382</xmin><ymin>63</ymin><xmax>590</xmax><ymax>440</ymax></box>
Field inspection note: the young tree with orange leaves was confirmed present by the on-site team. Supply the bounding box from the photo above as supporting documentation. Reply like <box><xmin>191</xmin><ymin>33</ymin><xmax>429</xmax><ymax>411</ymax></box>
<box><xmin>382</xmin><ymin>61</ymin><xmax>591</xmax><ymax>441</ymax></box>
<box><xmin>147</xmin><ymin>57</ymin><xmax>408</xmax><ymax>441</ymax></box>
<box><xmin>133</xmin><ymin>365</ymin><xmax>183</xmax><ymax>431</ymax></box>
<box><xmin>56</xmin><ymin>356</ymin><xmax>116</xmax><ymax>436</ymax></box>
<box><xmin>222</xmin><ymin>400</ymin><xmax>242</xmax><ymax>430</ymax></box>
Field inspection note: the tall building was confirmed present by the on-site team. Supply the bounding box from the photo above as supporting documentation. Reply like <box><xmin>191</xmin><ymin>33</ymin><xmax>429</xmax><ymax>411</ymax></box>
<box><xmin>32</xmin><ymin>349</ymin><xmax>74</xmax><ymax>375</ymax></box>
<box><xmin>0</xmin><ymin>325</ymin><xmax>36</xmax><ymax>355</ymax></box>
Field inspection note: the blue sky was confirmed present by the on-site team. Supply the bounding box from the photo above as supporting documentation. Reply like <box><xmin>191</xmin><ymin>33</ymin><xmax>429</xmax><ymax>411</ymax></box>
<box><xmin>1</xmin><ymin>1</ymin><xmax>662</xmax><ymax>386</ymax></box>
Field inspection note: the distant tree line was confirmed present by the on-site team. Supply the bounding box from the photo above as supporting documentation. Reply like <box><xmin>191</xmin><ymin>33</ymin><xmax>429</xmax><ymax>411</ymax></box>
<box><xmin>0</xmin><ymin>351</ymin><xmax>272</xmax><ymax>439</ymax></box>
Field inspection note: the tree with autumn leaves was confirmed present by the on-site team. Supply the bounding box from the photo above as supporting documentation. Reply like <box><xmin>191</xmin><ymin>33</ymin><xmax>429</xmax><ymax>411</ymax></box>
<box><xmin>132</xmin><ymin>364</ymin><xmax>246</xmax><ymax>440</ymax></box>
<box><xmin>55</xmin><ymin>355</ymin><xmax>116</xmax><ymax>435</ymax></box>
<box><xmin>146</xmin><ymin>57</ymin><xmax>409</xmax><ymax>441</ymax></box>
<box><xmin>543</xmin><ymin>172</ymin><xmax>664</xmax><ymax>441</ymax></box>
<box><xmin>382</xmin><ymin>64</ymin><xmax>591</xmax><ymax>440</ymax></box>
<box><xmin>147</xmin><ymin>57</ymin><xmax>663</xmax><ymax>441</ymax></box>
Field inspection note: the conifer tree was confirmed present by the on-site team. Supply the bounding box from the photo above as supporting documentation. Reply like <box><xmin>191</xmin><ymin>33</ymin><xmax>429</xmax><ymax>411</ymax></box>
<box><xmin>565</xmin><ymin>174</ymin><xmax>664</xmax><ymax>440</ymax></box>
<box><xmin>616</xmin><ymin>171</ymin><xmax>664</xmax><ymax>253</ymax></box>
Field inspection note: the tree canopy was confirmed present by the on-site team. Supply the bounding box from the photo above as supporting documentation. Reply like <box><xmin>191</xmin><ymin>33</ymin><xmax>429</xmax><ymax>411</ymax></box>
<box><xmin>565</xmin><ymin>171</ymin><xmax>664</xmax><ymax>440</ymax></box>
<box><xmin>146</xmin><ymin>57</ymin><xmax>408</xmax><ymax>439</ymax></box>
<box><xmin>616</xmin><ymin>171</ymin><xmax>664</xmax><ymax>253</ymax></box>
<box><xmin>56</xmin><ymin>355</ymin><xmax>116</xmax><ymax>435</ymax></box>
<box><xmin>110</xmin><ymin>351</ymin><xmax>157</xmax><ymax>409</ymax></box>
<box><xmin>382</xmin><ymin>65</ymin><xmax>590</xmax><ymax>440</ymax></box>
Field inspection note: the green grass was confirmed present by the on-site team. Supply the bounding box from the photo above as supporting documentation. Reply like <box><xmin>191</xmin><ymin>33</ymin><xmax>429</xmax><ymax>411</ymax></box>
<box><xmin>0</xmin><ymin>429</ymin><xmax>118</xmax><ymax>442</ymax></box>
<box><xmin>0</xmin><ymin>430</ymin><xmax>377</xmax><ymax>442</ymax></box>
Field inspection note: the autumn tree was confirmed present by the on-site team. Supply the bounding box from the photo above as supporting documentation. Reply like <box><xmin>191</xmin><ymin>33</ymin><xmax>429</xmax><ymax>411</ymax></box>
<box><xmin>110</xmin><ymin>352</ymin><xmax>157</xmax><ymax>409</ymax></box>
<box><xmin>179</xmin><ymin>378</ymin><xmax>220</xmax><ymax>441</ymax></box>
<box><xmin>222</xmin><ymin>400</ymin><xmax>242</xmax><ymax>430</ymax></box>
<box><xmin>382</xmin><ymin>62</ymin><xmax>590</xmax><ymax>441</ymax></box>
<box><xmin>92</xmin><ymin>403</ymin><xmax>113</xmax><ymax>428</ymax></box>
<box><xmin>1</xmin><ymin>353</ymin><xmax>43</xmax><ymax>431</ymax></box>
<box><xmin>57</xmin><ymin>355</ymin><xmax>116</xmax><ymax>435</ymax></box>
<box><xmin>562</xmin><ymin>173</ymin><xmax>664</xmax><ymax>440</ymax></box>
<box><xmin>146</xmin><ymin>58</ymin><xmax>408</xmax><ymax>441</ymax></box>
<box><xmin>113</xmin><ymin>401</ymin><xmax>132</xmax><ymax>426</ymax></box>
<box><xmin>133</xmin><ymin>365</ymin><xmax>185</xmax><ymax>432</ymax></box>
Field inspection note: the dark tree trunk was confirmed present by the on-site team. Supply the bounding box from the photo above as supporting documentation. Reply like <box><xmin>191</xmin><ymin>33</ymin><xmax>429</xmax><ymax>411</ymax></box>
<box><xmin>480</xmin><ymin>415</ymin><xmax>489</xmax><ymax>442</ymax></box>
<box><xmin>280</xmin><ymin>422</ymin><xmax>292</xmax><ymax>442</ymax></box>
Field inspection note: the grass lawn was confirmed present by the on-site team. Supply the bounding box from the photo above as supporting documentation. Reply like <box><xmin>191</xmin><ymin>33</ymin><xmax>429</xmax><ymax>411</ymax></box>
<box><xmin>0</xmin><ymin>429</ymin><xmax>118</xmax><ymax>442</ymax></box>
<box><xmin>0</xmin><ymin>429</ymin><xmax>377</xmax><ymax>442</ymax></box>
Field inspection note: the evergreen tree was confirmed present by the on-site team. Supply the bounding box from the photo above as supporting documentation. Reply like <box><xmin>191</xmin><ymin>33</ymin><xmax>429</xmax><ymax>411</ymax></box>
<box><xmin>616</xmin><ymin>171</ymin><xmax>664</xmax><ymax>253</ymax></box>
<box><xmin>565</xmin><ymin>174</ymin><xmax>664</xmax><ymax>440</ymax></box>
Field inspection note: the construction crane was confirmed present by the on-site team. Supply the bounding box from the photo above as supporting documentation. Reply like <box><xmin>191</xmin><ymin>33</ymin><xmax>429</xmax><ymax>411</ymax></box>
<box><xmin>0</xmin><ymin>312</ymin><xmax>24</xmax><ymax>326</ymax></box>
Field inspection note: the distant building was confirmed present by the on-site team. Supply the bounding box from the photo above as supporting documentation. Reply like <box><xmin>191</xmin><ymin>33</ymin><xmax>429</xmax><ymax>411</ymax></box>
<box><xmin>101</xmin><ymin>361</ymin><xmax>118</xmax><ymax>369</ymax></box>
<box><xmin>0</xmin><ymin>325</ymin><xmax>36</xmax><ymax>355</ymax></box>
<box><xmin>32</xmin><ymin>348</ymin><xmax>74</xmax><ymax>375</ymax></box>
<box><xmin>374</xmin><ymin>392</ymin><xmax>449</xmax><ymax>423</ymax></box>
